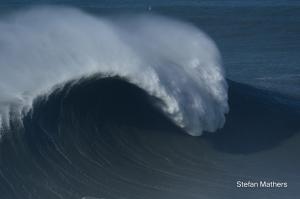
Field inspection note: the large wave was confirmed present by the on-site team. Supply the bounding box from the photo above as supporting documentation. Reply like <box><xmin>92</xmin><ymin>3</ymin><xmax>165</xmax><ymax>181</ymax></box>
<box><xmin>0</xmin><ymin>6</ymin><xmax>228</xmax><ymax>136</ymax></box>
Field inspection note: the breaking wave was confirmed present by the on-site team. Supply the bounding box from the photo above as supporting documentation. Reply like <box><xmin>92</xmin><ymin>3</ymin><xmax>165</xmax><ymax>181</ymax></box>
<box><xmin>0</xmin><ymin>6</ymin><xmax>228</xmax><ymax>136</ymax></box>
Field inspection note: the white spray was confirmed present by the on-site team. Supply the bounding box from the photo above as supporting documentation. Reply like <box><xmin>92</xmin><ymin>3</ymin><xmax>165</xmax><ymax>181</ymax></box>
<box><xmin>0</xmin><ymin>6</ymin><xmax>228</xmax><ymax>136</ymax></box>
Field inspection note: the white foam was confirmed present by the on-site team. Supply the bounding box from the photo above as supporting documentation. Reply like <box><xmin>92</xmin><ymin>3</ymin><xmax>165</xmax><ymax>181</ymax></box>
<box><xmin>0</xmin><ymin>6</ymin><xmax>228</xmax><ymax>136</ymax></box>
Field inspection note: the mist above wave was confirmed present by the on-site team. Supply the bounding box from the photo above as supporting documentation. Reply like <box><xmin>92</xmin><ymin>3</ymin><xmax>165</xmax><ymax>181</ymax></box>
<box><xmin>0</xmin><ymin>6</ymin><xmax>228</xmax><ymax>136</ymax></box>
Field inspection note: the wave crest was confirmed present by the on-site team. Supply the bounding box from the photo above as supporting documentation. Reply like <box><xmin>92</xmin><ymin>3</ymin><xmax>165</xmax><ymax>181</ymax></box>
<box><xmin>0</xmin><ymin>6</ymin><xmax>228</xmax><ymax>136</ymax></box>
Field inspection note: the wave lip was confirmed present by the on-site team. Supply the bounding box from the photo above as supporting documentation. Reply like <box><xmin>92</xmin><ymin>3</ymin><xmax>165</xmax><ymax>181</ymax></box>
<box><xmin>0</xmin><ymin>6</ymin><xmax>228</xmax><ymax>136</ymax></box>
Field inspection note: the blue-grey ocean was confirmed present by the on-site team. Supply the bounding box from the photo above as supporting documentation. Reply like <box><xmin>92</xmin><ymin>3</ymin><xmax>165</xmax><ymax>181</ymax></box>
<box><xmin>0</xmin><ymin>1</ymin><xmax>299</xmax><ymax>199</ymax></box>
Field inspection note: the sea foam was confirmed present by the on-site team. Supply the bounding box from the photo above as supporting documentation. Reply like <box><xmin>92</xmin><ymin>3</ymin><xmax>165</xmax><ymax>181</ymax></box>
<box><xmin>0</xmin><ymin>6</ymin><xmax>228</xmax><ymax>136</ymax></box>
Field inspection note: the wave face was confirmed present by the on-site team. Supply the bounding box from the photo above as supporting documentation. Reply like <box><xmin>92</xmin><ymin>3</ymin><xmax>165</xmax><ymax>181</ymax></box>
<box><xmin>0</xmin><ymin>79</ymin><xmax>299</xmax><ymax>199</ymax></box>
<box><xmin>0</xmin><ymin>6</ymin><xmax>228</xmax><ymax>136</ymax></box>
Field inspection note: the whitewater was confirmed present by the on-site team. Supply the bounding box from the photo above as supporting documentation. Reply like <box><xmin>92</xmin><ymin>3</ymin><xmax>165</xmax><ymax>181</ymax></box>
<box><xmin>0</xmin><ymin>6</ymin><xmax>228</xmax><ymax>136</ymax></box>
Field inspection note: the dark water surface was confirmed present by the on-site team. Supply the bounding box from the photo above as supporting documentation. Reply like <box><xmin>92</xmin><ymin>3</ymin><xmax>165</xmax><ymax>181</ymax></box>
<box><xmin>0</xmin><ymin>2</ymin><xmax>300</xmax><ymax>199</ymax></box>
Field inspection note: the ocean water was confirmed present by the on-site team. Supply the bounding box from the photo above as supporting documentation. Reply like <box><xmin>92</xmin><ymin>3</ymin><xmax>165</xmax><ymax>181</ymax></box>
<box><xmin>2</xmin><ymin>1</ymin><xmax>298</xmax><ymax>95</ymax></box>
<box><xmin>0</xmin><ymin>1</ymin><xmax>299</xmax><ymax>199</ymax></box>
